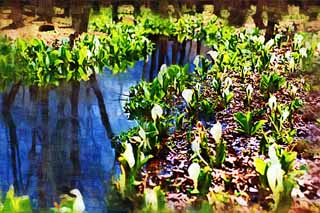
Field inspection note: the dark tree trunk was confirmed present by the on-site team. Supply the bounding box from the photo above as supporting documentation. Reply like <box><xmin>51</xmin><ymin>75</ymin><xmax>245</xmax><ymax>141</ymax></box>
<box><xmin>71</xmin><ymin>0</ymin><xmax>90</xmax><ymax>33</ymax></box>
<box><xmin>10</xmin><ymin>0</ymin><xmax>23</xmax><ymax>28</ymax></box>
<box><xmin>213</xmin><ymin>0</ymin><xmax>223</xmax><ymax>17</ymax></box>
<box><xmin>253</xmin><ymin>0</ymin><xmax>265</xmax><ymax>29</ymax></box>
<box><xmin>112</xmin><ymin>1</ymin><xmax>119</xmax><ymax>22</ymax></box>
<box><xmin>133</xmin><ymin>0</ymin><xmax>141</xmax><ymax>18</ymax></box>
<box><xmin>159</xmin><ymin>0</ymin><xmax>168</xmax><ymax>17</ymax></box>
<box><xmin>37</xmin><ymin>0</ymin><xmax>54</xmax><ymax>22</ymax></box>
<box><xmin>228</xmin><ymin>0</ymin><xmax>248</xmax><ymax>27</ymax></box>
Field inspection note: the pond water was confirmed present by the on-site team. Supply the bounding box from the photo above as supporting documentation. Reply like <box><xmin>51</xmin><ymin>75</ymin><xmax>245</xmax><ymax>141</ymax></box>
<box><xmin>0</xmin><ymin>40</ymin><xmax>199</xmax><ymax>211</ymax></box>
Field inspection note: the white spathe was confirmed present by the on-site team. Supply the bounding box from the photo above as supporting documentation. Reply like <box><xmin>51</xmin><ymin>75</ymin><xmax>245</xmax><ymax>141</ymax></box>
<box><xmin>122</xmin><ymin>143</ymin><xmax>135</xmax><ymax>168</ymax></box>
<box><xmin>151</xmin><ymin>104</ymin><xmax>163</xmax><ymax>121</ymax></box>
<box><xmin>268</xmin><ymin>95</ymin><xmax>277</xmax><ymax>111</ymax></box>
<box><xmin>70</xmin><ymin>189</ymin><xmax>85</xmax><ymax>213</ymax></box>
<box><xmin>188</xmin><ymin>162</ymin><xmax>201</xmax><ymax>193</ymax></box>
<box><xmin>182</xmin><ymin>89</ymin><xmax>194</xmax><ymax>105</ymax></box>
<box><xmin>210</xmin><ymin>122</ymin><xmax>222</xmax><ymax>143</ymax></box>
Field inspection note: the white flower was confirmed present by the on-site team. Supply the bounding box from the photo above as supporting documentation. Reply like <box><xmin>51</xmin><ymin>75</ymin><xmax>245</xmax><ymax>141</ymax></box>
<box><xmin>223</xmin><ymin>77</ymin><xmax>232</xmax><ymax>90</ymax></box>
<box><xmin>258</xmin><ymin>35</ymin><xmax>265</xmax><ymax>44</ymax></box>
<box><xmin>267</xmin><ymin>162</ymin><xmax>284</xmax><ymax>194</ymax></box>
<box><xmin>70</xmin><ymin>189</ymin><xmax>85</xmax><ymax>213</ymax></box>
<box><xmin>267</xmin><ymin>145</ymin><xmax>284</xmax><ymax>201</ymax></box>
<box><xmin>246</xmin><ymin>84</ymin><xmax>253</xmax><ymax>97</ymax></box>
<box><xmin>268</xmin><ymin>95</ymin><xmax>277</xmax><ymax>111</ymax></box>
<box><xmin>294</xmin><ymin>34</ymin><xmax>304</xmax><ymax>46</ymax></box>
<box><xmin>210</xmin><ymin>122</ymin><xmax>222</xmax><ymax>143</ymax></box>
<box><xmin>299</xmin><ymin>48</ymin><xmax>307</xmax><ymax>58</ymax></box>
<box><xmin>191</xmin><ymin>137</ymin><xmax>201</xmax><ymax>153</ymax></box>
<box><xmin>285</xmin><ymin>51</ymin><xmax>292</xmax><ymax>61</ymax></box>
<box><xmin>151</xmin><ymin>104</ymin><xmax>163</xmax><ymax>121</ymax></box>
<box><xmin>122</xmin><ymin>143</ymin><xmax>135</xmax><ymax>168</ymax></box>
<box><xmin>265</xmin><ymin>39</ymin><xmax>275</xmax><ymax>49</ymax></box>
<box><xmin>193</xmin><ymin>55</ymin><xmax>201</xmax><ymax>67</ymax></box>
<box><xmin>281</xmin><ymin>108</ymin><xmax>290</xmax><ymax>121</ymax></box>
<box><xmin>207</xmin><ymin>50</ymin><xmax>219</xmax><ymax>60</ymax></box>
<box><xmin>182</xmin><ymin>89</ymin><xmax>194</xmax><ymax>105</ymax></box>
<box><xmin>290</xmin><ymin>85</ymin><xmax>298</xmax><ymax>96</ymax></box>
<box><xmin>188</xmin><ymin>163</ymin><xmax>201</xmax><ymax>193</ymax></box>
<box><xmin>144</xmin><ymin>188</ymin><xmax>158</xmax><ymax>211</ymax></box>
<box><xmin>160</xmin><ymin>64</ymin><xmax>167</xmax><ymax>73</ymax></box>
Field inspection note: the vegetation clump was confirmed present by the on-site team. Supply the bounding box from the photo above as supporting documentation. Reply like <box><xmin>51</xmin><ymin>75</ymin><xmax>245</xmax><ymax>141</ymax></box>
<box><xmin>110</xmin><ymin>18</ymin><xmax>319</xmax><ymax>212</ymax></box>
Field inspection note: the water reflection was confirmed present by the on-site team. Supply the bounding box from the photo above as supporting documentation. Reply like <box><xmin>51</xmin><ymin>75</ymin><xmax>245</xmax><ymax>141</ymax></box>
<box><xmin>0</xmin><ymin>39</ymin><xmax>197</xmax><ymax>211</ymax></box>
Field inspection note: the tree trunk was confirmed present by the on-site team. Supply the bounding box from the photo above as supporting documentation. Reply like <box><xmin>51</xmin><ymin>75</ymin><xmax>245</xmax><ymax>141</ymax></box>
<box><xmin>71</xmin><ymin>0</ymin><xmax>90</xmax><ymax>33</ymax></box>
<box><xmin>10</xmin><ymin>0</ymin><xmax>23</xmax><ymax>28</ymax></box>
<box><xmin>37</xmin><ymin>0</ymin><xmax>54</xmax><ymax>22</ymax></box>
<box><xmin>253</xmin><ymin>0</ymin><xmax>265</xmax><ymax>29</ymax></box>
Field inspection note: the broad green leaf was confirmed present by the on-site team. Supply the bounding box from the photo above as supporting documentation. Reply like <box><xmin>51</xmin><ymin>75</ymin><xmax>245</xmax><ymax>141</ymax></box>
<box><xmin>78</xmin><ymin>67</ymin><xmax>89</xmax><ymax>81</ymax></box>
<box><xmin>254</xmin><ymin>158</ymin><xmax>267</xmax><ymax>175</ymax></box>
<box><xmin>3</xmin><ymin>185</ymin><xmax>32</xmax><ymax>212</ymax></box>
<box><xmin>252</xmin><ymin>120</ymin><xmax>266</xmax><ymax>134</ymax></box>
<box><xmin>215</xmin><ymin>141</ymin><xmax>226</xmax><ymax>168</ymax></box>
<box><xmin>78</xmin><ymin>46</ymin><xmax>88</xmax><ymax>65</ymax></box>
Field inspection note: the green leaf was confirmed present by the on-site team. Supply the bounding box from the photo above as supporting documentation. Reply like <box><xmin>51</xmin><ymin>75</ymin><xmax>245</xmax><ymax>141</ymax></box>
<box><xmin>78</xmin><ymin>46</ymin><xmax>88</xmax><ymax>65</ymax></box>
<box><xmin>254</xmin><ymin>158</ymin><xmax>267</xmax><ymax>175</ymax></box>
<box><xmin>252</xmin><ymin>120</ymin><xmax>266</xmax><ymax>135</ymax></box>
<box><xmin>215</xmin><ymin>141</ymin><xmax>226</xmax><ymax>168</ymax></box>
<box><xmin>3</xmin><ymin>185</ymin><xmax>32</xmax><ymax>213</ymax></box>
<box><xmin>78</xmin><ymin>67</ymin><xmax>89</xmax><ymax>81</ymax></box>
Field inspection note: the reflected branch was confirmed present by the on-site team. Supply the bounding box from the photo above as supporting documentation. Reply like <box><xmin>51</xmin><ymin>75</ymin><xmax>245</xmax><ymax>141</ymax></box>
<box><xmin>1</xmin><ymin>83</ymin><xmax>22</xmax><ymax>193</ymax></box>
<box><xmin>90</xmin><ymin>73</ymin><xmax>114</xmax><ymax>139</ymax></box>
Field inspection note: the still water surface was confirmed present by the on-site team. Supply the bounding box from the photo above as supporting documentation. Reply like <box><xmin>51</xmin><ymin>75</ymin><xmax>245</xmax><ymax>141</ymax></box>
<box><xmin>0</xmin><ymin>40</ymin><xmax>198</xmax><ymax>211</ymax></box>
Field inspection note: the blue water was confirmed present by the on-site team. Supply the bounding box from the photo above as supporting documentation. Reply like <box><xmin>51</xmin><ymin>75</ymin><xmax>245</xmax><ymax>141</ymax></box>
<box><xmin>0</xmin><ymin>40</ymin><xmax>199</xmax><ymax>212</ymax></box>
